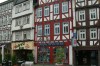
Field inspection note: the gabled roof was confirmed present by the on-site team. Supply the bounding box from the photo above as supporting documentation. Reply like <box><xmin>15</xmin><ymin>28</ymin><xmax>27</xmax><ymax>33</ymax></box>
<box><xmin>14</xmin><ymin>0</ymin><xmax>28</xmax><ymax>5</ymax></box>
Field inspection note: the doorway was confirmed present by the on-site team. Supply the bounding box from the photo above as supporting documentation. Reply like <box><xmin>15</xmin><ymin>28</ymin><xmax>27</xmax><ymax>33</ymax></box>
<box><xmin>75</xmin><ymin>50</ymin><xmax>98</xmax><ymax>66</ymax></box>
<box><xmin>14</xmin><ymin>49</ymin><xmax>32</xmax><ymax>61</ymax></box>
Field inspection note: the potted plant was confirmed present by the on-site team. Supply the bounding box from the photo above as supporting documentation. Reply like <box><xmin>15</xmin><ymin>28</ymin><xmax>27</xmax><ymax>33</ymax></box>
<box><xmin>55</xmin><ymin>47</ymin><xmax>65</xmax><ymax>66</ymax></box>
<box><xmin>11</xmin><ymin>54</ymin><xmax>17</xmax><ymax>66</ymax></box>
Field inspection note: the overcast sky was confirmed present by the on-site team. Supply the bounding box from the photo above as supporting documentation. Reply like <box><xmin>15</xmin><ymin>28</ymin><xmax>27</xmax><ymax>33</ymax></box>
<box><xmin>0</xmin><ymin>0</ymin><xmax>7</xmax><ymax>3</ymax></box>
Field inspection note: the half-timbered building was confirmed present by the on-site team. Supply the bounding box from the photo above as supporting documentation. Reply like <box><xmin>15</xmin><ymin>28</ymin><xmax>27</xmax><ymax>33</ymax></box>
<box><xmin>73</xmin><ymin>0</ymin><xmax>100</xmax><ymax>66</ymax></box>
<box><xmin>34</xmin><ymin>0</ymin><xmax>73</xmax><ymax>65</ymax></box>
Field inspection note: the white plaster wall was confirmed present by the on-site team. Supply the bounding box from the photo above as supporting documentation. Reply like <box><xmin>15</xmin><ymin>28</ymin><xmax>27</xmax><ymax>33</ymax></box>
<box><xmin>12</xmin><ymin>0</ymin><xmax>34</xmax><ymax>41</ymax></box>
<box><xmin>12</xmin><ymin>0</ymin><xmax>33</xmax><ymax>18</ymax></box>
<box><xmin>12</xmin><ymin>14</ymin><xmax>34</xmax><ymax>31</ymax></box>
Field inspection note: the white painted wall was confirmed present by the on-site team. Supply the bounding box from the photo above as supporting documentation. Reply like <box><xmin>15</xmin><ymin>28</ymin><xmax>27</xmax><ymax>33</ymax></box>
<box><xmin>12</xmin><ymin>0</ymin><xmax>33</xmax><ymax>18</ymax></box>
<box><xmin>12</xmin><ymin>0</ymin><xmax>34</xmax><ymax>41</ymax></box>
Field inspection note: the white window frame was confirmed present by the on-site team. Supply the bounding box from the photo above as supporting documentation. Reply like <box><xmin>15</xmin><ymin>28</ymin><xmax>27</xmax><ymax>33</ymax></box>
<box><xmin>26</xmin><ymin>1</ymin><xmax>30</xmax><ymax>10</ymax></box>
<box><xmin>37</xmin><ymin>25</ymin><xmax>42</xmax><ymax>36</ymax></box>
<box><xmin>54</xmin><ymin>23</ymin><xmax>60</xmax><ymax>35</ymax></box>
<box><xmin>18</xmin><ymin>4</ymin><xmax>22</xmax><ymax>12</ymax></box>
<box><xmin>44</xmin><ymin>24</ymin><xmax>50</xmax><ymax>35</ymax></box>
<box><xmin>23</xmin><ymin>2</ymin><xmax>27</xmax><ymax>11</ymax></box>
<box><xmin>45</xmin><ymin>0</ymin><xmax>48</xmax><ymax>3</ymax></box>
<box><xmin>89</xmin><ymin>9</ymin><xmax>96</xmax><ymax>20</ymax></box>
<box><xmin>15</xmin><ymin>32</ymin><xmax>22</xmax><ymax>40</ymax></box>
<box><xmin>63</xmin><ymin>22</ymin><xmax>69</xmax><ymax>34</ymax></box>
<box><xmin>62</xmin><ymin>2</ymin><xmax>68</xmax><ymax>13</ymax></box>
<box><xmin>90</xmin><ymin>28</ymin><xmax>97</xmax><ymax>39</ymax></box>
<box><xmin>26</xmin><ymin>15</ymin><xmax>30</xmax><ymax>24</ymax></box>
<box><xmin>79</xmin><ymin>29</ymin><xmax>86</xmax><ymax>40</ymax></box>
<box><xmin>54</xmin><ymin>4</ymin><xmax>59</xmax><ymax>14</ymax></box>
<box><xmin>44</xmin><ymin>6</ymin><xmax>49</xmax><ymax>16</ymax></box>
<box><xmin>37</xmin><ymin>8</ymin><xmax>42</xmax><ymax>17</ymax></box>
<box><xmin>79</xmin><ymin>10</ymin><xmax>85</xmax><ymax>21</ymax></box>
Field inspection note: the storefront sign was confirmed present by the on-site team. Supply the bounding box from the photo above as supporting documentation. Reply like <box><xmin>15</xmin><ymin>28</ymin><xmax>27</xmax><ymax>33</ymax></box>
<box><xmin>38</xmin><ymin>42</ymin><xmax>64</xmax><ymax>46</ymax></box>
<box><xmin>71</xmin><ymin>37</ymin><xmax>77</xmax><ymax>47</ymax></box>
<box><xmin>12</xmin><ymin>41</ymin><xmax>34</xmax><ymax>50</ymax></box>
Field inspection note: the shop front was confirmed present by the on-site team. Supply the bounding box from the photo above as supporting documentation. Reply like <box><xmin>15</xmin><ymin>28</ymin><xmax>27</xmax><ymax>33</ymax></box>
<box><xmin>11</xmin><ymin>41</ymin><xmax>35</xmax><ymax>61</ymax></box>
<box><xmin>36</xmin><ymin>41</ymin><xmax>70</xmax><ymax>64</ymax></box>
<box><xmin>73</xmin><ymin>47</ymin><xmax>99</xmax><ymax>66</ymax></box>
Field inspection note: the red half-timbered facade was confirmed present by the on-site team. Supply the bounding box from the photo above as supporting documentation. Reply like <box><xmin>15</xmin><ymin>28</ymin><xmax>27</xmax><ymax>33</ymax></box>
<box><xmin>74</xmin><ymin>0</ymin><xmax>100</xmax><ymax>66</ymax></box>
<box><xmin>34</xmin><ymin>0</ymin><xmax>73</xmax><ymax>65</ymax></box>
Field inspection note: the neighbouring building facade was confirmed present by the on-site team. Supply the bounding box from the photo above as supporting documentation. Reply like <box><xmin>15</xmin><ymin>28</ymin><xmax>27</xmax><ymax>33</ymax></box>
<box><xmin>73</xmin><ymin>0</ymin><xmax>100</xmax><ymax>66</ymax></box>
<box><xmin>34</xmin><ymin>0</ymin><xmax>73</xmax><ymax>65</ymax></box>
<box><xmin>0</xmin><ymin>0</ymin><xmax>13</xmax><ymax>54</ymax></box>
<box><xmin>11</xmin><ymin>0</ymin><xmax>35</xmax><ymax>61</ymax></box>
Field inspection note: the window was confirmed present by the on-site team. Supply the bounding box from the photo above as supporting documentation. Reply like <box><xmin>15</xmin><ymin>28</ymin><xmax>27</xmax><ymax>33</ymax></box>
<box><xmin>44</xmin><ymin>24</ymin><xmax>50</xmax><ymax>35</ymax></box>
<box><xmin>62</xmin><ymin>2</ymin><xmax>68</xmax><ymax>13</ymax></box>
<box><xmin>79</xmin><ymin>29</ymin><xmax>86</xmax><ymax>40</ymax></box>
<box><xmin>8</xmin><ymin>30</ymin><xmax>11</xmax><ymax>40</ymax></box>
<box><xmin>54</xmin><ymin>23</ymin><xmax>60</xmax><ymax>35</ymax></box>
<box><xmin>15</xmin><ymin>5</ymin><xmax>19</xmax><ymax>13</ymax></box>
<box><xmin>8</xmin><ymin>14</ymin><xmax>12</xmax><ymax>25</ymax></box>
<box><xmin>44</xmin><ymin>6</ymin><xmax>49</xmax><ymax>16</ymax></box>
<box><xmin>0</xmin><ymin>18</ymin><xmax>2</xmax><ymax>27</ymax></box>
<box><xmin>23</xmin><ymin>31</ymin><xmax>30</xmax><ymax>40</ymax></box>
<box><xmin>23</xmin><ymin>17</ymin><xmax>27</xmax><ymax>25</ymax></box>
<box><xmin>26</xmin><ymin>16</ymin><xmax>30</xmax><ymax>24</ymax></box>
<box><xmin>37</xmin><ymin>25</ymin><xmax>42</xmax><ymax>36</ymax></box>
<box><xmin>90</xmin><ymin>28</ymin><xmax>97</xmax><ymax>39</ymax></box>
<box><xmin>37</xmin><ymin>8</ymin><xmax>42</xmax><ymax>17</ymax></box>
<box><xmin>63</xmin><ymin>22</ymin><xmax>69</xmax><ymax>34</ymax></box>
<box><xmin>89</xmin><ymin>9</ymin><xmax>96</xmax><ymax>20</ymax></box>
<box><xmin>2</xmin><ymin>30</ymin><xmax>6</xmax><ymax>40</ymax></box>
<box><xmin>26</xmin><ymin>1</ymin><xmax>30</xmax><ymax>10</ymax></box>
<box><xmin>77</xmin><ymin>0</ymin><xmax>84</xmax><ymax>2</ymax></box>
<box><xmin>15</xmin><ymin>18</ymin><xmax>21</xmax><ymax>26</ymax></box>
<box><xmin>15</xmin><ymin>32</ymin><xmax>22</xmax><ymax>40</ymax></box>
<box><xmin>23</xmin><ymin>2</ymin><xmax>27</xmax><ymax>11</ymax></box>
<box><xmin>45</xmin><ymin>0</ymin><xmax>48</xmax><ymax>3</ymax></box>
<box><xmin>54</xmin><ymin>4</ymin><xmax>59</xmax><ymax>14</ymax></box>
<box><xmin>79</xmin><ymin>10</ymin><xmax>85</xmax><ymax>21</ymax></box>
<box><xmin>0</xmin><ymin>31</ymin><xmax>2</xmax><ymax>40</ymax></box>
<box><xmin>19</xmin><ymin>4</ymin><xmax>22</xmax><ymax>12</ymax></box>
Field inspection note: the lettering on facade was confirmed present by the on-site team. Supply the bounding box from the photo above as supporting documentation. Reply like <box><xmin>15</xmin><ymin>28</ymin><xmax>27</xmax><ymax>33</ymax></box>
<box><xmin>38</xmin><ymin>42</ymin><xmax>64</xmax><ymax>46</ymax></box>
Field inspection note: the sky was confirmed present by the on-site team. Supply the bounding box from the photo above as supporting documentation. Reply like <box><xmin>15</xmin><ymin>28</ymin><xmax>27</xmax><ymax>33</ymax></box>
<box><xmin>0</xmin><ymin>0</ymin><xmax>7</xmax><ymax>3</ymax></box>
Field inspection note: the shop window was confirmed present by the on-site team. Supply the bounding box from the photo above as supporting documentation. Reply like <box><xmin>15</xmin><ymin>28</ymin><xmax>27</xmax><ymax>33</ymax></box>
<box><xmin>38</xmin><ymin>47</ymin><xmax>50</xmax><ymax>62</ymax></box>
<box><xmin>53</xmin><ymin>47</ymin><xmax>68</xmax><ymax>63</ymax></box>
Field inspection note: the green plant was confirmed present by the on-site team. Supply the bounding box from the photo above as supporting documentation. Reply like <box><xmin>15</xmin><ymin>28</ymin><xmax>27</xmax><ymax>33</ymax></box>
<box><xmin>27</xmin><ymin>53</ymin><xmax>34</xmax><ymax>61</ymax></box>
<box><xmin>11</xmin><ymin>54</ymin><xmax>17</xmax><ymax>65</ymax></box>
<box><xmin>4</xmin><ymin>53</ymin><xmax>11</xmax><ymax>61</ymax></box>
<box><xmin>55</xmin><ymin>47</ymin><xmax>65</xmax><ymax>64</ymax></box>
